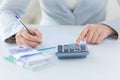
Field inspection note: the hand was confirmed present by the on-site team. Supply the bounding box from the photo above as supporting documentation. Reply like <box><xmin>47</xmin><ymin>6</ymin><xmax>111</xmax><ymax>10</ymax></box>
<box><xmin>15</xmin><ymin>28</ymin><xmax>42</xmax><ymax>47</ymax></box>
<box><xmin>76</xmin><ymin>24</ymin><xmax>117</xmax><ymax>44</ymax></box>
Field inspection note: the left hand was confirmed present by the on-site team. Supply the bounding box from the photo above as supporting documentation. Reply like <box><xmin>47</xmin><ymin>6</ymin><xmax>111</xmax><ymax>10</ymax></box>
<box><xmin>76</xmin><ymin>24</ymin><xmax>117</xmax><ymax>44</ymax></box>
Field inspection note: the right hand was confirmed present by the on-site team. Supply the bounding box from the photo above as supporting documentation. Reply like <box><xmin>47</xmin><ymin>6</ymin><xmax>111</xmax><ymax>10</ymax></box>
<box><xmin>15</xmin><ymin>28</ymin><xmax>42</xmax><ymax>48</ymax></box>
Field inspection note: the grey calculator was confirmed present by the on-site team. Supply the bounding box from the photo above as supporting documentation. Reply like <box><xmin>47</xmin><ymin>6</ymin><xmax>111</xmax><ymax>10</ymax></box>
<box><xmin>56</xmin><ymin>43</ymin><xmax>89</xmax><ymax>59</ymax></box>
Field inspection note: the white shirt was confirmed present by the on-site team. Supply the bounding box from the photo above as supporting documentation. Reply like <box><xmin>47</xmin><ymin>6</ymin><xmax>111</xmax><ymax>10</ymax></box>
<box><xmin>65</xmin><ymin>0</ymin><xmax>80</xmax><ymax>10</ymax></box>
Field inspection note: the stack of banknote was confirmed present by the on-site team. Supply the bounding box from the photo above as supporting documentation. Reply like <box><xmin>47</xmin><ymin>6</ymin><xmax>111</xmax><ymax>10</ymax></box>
<box><xmin>4</xmin><ymin>45</ymin><xmax>57</xmax><ymax>70</ymax></box>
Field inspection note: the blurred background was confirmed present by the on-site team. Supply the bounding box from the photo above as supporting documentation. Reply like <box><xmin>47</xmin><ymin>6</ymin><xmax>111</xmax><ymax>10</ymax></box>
<box><xmin>0</xmin><ymin>0</ymin><xmax>120</xmax><ymax>24</ymax></box>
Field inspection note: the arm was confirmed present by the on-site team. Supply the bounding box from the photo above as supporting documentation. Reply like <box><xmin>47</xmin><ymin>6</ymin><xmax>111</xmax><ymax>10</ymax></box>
<box><xmin>0</xmin><ymin>0</ymin><xmax>30</xmax><ymax>42</ymax></box>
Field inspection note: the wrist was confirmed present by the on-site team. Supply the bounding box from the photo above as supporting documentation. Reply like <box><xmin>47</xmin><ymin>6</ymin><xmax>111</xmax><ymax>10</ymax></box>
<box><xmin>101</xmin><ymin>24</ymin><xmax>117</xmax><ymax>36</ymax></box>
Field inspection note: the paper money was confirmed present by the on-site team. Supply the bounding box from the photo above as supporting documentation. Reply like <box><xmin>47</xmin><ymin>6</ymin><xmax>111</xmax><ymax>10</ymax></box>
<box><xmin>9</xmin><ymin>45</ymin><xmax>34</xmax><ymax>54</ymax></box>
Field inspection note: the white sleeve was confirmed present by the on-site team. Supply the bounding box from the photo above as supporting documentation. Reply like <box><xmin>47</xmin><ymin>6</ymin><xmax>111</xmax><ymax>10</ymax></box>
<box><xmin>0</xmin><ymin>0</ymin><xmax>30</xmax><ymax>42</ymax></box>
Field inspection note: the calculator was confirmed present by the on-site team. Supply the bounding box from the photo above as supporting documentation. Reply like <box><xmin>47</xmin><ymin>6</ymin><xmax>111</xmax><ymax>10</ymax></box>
<box><xmin>56</xmin><ymin>43</ymin><xmax>89</xmax><ymax>59</ymax></box>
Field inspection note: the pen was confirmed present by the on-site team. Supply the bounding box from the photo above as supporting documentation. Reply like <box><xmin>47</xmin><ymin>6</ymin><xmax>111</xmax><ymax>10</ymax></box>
<box><xmin>15</xmin><ymin>16</ymin><xmax>33</xmax><ymax>35</ymax></box>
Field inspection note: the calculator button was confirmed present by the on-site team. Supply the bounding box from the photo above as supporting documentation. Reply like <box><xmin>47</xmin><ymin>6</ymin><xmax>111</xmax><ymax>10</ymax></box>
<box><xmin>80</xmin><ymin>44</ymin><xmax>86</xmax><ymax>51</ymax></box>
<box><xmin>74</xmin><ymin>44</ymin><xmax>80</xmax><ymax>52</ymax></box>
<box><xmin>70</xmin><ymin>45</ymin><xmax>74</xmax><ymax>53</ymax></box>
<box><xmin>64</xmin><ymin>45</ymin><xmax>69</xmax><ymax>53</ymax></box>
<box><xmin>58</xmin><ymin>45</ymin><xmax>63</xmax><ymax>53</ymax></box>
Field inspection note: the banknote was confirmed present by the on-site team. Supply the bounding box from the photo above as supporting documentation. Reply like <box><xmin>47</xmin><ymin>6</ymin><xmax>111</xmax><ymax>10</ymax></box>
<box><xmin>9</xmin><ymin>45</ymin><xmax>34</xmax><ymax>54</ymax></box>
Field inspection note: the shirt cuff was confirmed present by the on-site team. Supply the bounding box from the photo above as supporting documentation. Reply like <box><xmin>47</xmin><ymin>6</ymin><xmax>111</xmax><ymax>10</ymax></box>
<box><xmin>2</xmin><ymin>24</ymin><xmax>23</xmax><ymax>43</ymax></box>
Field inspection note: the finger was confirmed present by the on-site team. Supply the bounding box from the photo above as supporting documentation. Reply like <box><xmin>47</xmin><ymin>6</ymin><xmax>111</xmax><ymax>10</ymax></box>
<box><xmin>86</xmin><ymin>25</ymin><xmax>96</xmax><ymax>43</ymax></box>
<box><xmin>95</xmin><ymin>33</ymin><xmax>106</xmax><ymax>44</ymax></box>
<box><xmin>90</xmin><ymin>26</ymin><xmax>101</xmax><ymax>44</ymax></box>
<box><xmin>21</xmin><ymin>30</ymin><xmax>41</xmax><ymax>43</ymax></box>
<box><xmin>32</xmin><ymin>28</ymin><xmax>42</xmax><ymax>38</ymax></box>
<box><xmin>83</xmin><ymin>37</ymin><xmax>87</xmax><ymax>43</ymax></box>
<box><xmin>90</xmin><ymin>30</ymin><xmax>100</xmax><ymax>44</ymax></box>
<box><xmin>95</xmin><ymin>34</ymin><xmax>104</xmax><ymax>44</ymax></box>
<box><xmin>16</xmin><ymin>35</ymin><xmax>26</xmax><ymax>46</ymax></box>
<box><xmin>32</xmin><ymin>28</ymin><xmax>42</xmax><ymax>42</ymax></box>
<box><xmin>21</xmin><ymin>36</ymin><xmax>40</xmax><ymax>48</ymax></box>
<box><xmin>16</xmin><ymin>34</ymin><xmax>39</xmax><ymax>47</ymax></box>
<box><xmin>76</xmin><ymin>24</ymin><xmax>89</xmax><ymax>43</ymax></box>
<box><xmin>17</xmin><ymin>41</ymin><xmax>25</xmax><ymax>46</ymax></box>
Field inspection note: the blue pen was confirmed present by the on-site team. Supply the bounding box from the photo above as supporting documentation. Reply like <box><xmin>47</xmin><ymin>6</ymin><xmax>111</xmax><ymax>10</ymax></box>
<box><xmin>16</xmin><ymin>16</ymin><xmax>33</xmax><ymax>35</ymax></box>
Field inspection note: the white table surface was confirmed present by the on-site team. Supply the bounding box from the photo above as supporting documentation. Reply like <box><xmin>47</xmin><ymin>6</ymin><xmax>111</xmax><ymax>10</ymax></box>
<box><xmin>0</xmin><ymin>25</ymin><xmax>120</xmax><ymax>80</ymax></box>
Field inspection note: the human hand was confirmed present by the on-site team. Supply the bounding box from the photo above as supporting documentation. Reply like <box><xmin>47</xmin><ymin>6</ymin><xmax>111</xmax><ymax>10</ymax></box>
<box><xmin>76</xmin><ymin>24</ymin><xmax>117</xmax><ymax>44</ymax></box>
<box><xmin>15</xmin><ymin>28</ymin><xmax>42</xmax><ymax>47</ymax></box>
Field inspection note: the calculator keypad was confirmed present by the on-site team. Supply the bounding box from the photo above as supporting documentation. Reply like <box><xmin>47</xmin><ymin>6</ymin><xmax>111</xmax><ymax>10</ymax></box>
<box><xmin>56</xmin><ymin>44</ymin><xmax>89</xmax><ymax>59</ymax></box>
<box><xmin>58</xmin><ymin>44</ymin><xmax>87</xmax><ymax>53</ymax></box>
